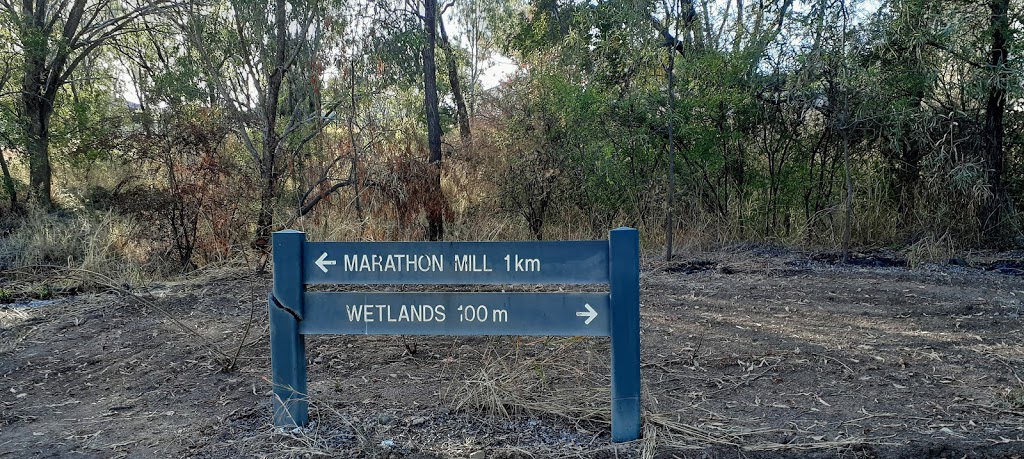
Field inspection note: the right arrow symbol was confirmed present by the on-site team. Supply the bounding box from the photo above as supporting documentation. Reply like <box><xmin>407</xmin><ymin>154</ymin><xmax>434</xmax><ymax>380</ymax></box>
<box><xmin>576</xmin><ymin>303</ymin><xmax>598</xmax><ymax>325</ymax></box>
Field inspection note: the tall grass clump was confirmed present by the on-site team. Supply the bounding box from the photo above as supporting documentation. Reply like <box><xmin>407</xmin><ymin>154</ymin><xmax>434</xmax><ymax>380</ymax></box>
<box><xmin>1</xmin><ymin>209</ymin><xmax>146</xmax><ymax>289</ymax></box>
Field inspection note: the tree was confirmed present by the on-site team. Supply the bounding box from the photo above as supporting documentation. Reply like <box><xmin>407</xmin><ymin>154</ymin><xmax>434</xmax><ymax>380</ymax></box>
<box><xmin>868</xmin><ymin>0</ymin><xmax>1020</xmax><ymax>244</ymax></box>
<box><xmin>0</xmin><ymin>21</ymin><xmax>18</xmax><ymax>210</ymax></box>
<box><xmin>452</xmin><ymin>0</ymin><xmax>502</xmax><ymax>118</ymax></box>
<box><xmin>980</xmin><ymin>0</ymin><xmax>1011</xmax><ymax>245</ymax></box>
<box><xmin>181</xmin><ymin>0</ymin><xmax>341</xmax><ymax>251</ymax></box>
<box><xmin>2</xmin><ymin>0</ymin><xmax>174</xmax><ymax>207</ymax></box>
<box><xmin>422</xmin><ymin>0</ymin><xmax>444</xmax><ymax>240</ymax></box>
<box><xmin>660</xmin><ymin>0</ymin><xmax>681</xmax><ymax>261</ymax></box>
<box><xmin>438</xmin><ymin>7</ymin><xmax>470</xmax><ymax>142</ymax></box>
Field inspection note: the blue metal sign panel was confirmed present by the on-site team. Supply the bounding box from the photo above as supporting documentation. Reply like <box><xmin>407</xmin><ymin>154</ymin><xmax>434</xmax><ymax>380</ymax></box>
<box><xmin>300</xmin><ymin>292</ymin><xmax>610</xmax><ymax>336</ymax></box>
<box><xmin>269</xmin><ymin>228</ymin><xmax>641</xmax><ymax>443</ymax></box>
<box><xmin>302</xmin><ymin>241</ymin><xmax>609</xmax><ymax>285</ymax></box>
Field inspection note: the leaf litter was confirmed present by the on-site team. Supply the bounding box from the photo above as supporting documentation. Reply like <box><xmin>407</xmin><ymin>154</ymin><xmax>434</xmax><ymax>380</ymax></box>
<box><xmin>1</xmin><ymin>247</ymin><xmax>1023</xmax><ymax>457</ymax></box>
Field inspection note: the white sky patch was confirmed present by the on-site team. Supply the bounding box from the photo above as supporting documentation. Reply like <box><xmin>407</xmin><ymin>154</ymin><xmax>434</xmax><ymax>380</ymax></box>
<box><xmin>118</xmin><ymin>63</ymin><xmax>141</xmax><ymax>107</ymax></box>
<box><xmin>479</xmin><ymin>54</ymin><xmax>519</xmax><ymax>89</ymax></box>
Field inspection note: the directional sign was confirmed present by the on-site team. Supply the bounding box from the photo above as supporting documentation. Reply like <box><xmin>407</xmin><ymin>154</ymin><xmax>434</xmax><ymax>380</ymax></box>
<box><xmin>268</xmin><ymin>229</ymin><xmax>641</xmax><ymax>443</ymax></box>
<box><xmin>302</xmin><ymin>240</ymin><xmax>610</xmax><ymax>285</ymax></box>
<box><xmin>301</xmin><ymin>292</ymin><xmax>610</xmax><ymax>336</ymax></box>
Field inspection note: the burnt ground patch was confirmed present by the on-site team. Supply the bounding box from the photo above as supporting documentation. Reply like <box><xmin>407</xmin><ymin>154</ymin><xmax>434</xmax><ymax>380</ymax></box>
<box><xmin>664</xmin><ymin>260</ymin><xmax>718</xmax><ymax>274</ymax></box>
<box><xmin>809</xmin><ymin>251</ymin><xmax>907</xmax><ymax>268</ymax></box>
<box><xmin>986</xmin><ymin>260</ymin><xmax>1024</xmax><ymax>276</ymax></box>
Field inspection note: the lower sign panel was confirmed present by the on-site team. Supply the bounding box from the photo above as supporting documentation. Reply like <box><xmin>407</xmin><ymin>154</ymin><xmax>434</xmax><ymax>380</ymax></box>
<box><xmin>300</xmin><ymin>292</ymin><xmax>610</xmax><ymax>337</ymax></box>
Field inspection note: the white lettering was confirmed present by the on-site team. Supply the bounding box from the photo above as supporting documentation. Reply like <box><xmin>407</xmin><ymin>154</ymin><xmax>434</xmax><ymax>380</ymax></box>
<box><xmin>345</xmin><ymin>304</ymin><xmax>363</xmax><ymax>321</ymax></box>
<box><xmin>344</xmin><ymin>255</ymin><xmax>359</xmax><ymax>271</ymax></box>
<box><xmin>342</xmin><ymin>254</ymin><xmax>446</xmax><ymax>272</ymax></box>
<box><xmin>344</xmin><ymin>303</ymin><xmax>449</xmax><ymax>323</ymax></box>
<box><xmin>454</xmin><ymin>254</ymin><xmax>492</xmax><ymax>272</ymax></box>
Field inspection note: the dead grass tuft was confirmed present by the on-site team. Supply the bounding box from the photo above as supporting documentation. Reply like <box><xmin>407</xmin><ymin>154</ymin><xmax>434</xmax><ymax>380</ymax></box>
<box><xmin>905</xmin><ymin>231</ymin><xmax>958</xmax><ymax>267</ymax></box>
<box><xmin>446</xmin><ymin>338</ymin><xmax>609</xmax><ymax>424</ymax></box>
<box><xmin>6</xmin><ymin>210</ymin><xmax>142</xmax><ymax>271</ymax></box>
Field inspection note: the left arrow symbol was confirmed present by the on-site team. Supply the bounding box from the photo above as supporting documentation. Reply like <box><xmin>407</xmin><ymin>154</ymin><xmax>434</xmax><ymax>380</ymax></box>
<box><xmin>315</xmin><ymin>252</ymin><xmax>337</xmax><ymax>273</ymax></box>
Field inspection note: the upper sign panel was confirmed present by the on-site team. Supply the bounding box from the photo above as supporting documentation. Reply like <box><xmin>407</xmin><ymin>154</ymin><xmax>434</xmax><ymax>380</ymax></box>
<box><xmin>302</xmin><ymin>241</ymin><xmax>610</xmax><ymax>285</ymax></box>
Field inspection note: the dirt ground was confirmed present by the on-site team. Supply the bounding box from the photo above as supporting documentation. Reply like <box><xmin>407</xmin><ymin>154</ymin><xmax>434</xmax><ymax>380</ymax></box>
<box><xmin>2</xmin><ymin>247</ymin><xmax>1023</xmax><ymax>458</ymax></box>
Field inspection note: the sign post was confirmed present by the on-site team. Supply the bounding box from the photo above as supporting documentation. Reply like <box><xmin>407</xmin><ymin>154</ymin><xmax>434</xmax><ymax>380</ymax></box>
<box><xmin>608</xmin><ymin>228</ymin><xmax>641</xmax><ymax>441</ymax></box>
<box><xmin>269</xmin><ymin>228</ymin><xmax>641</xmax><ymax>442</ymax></box>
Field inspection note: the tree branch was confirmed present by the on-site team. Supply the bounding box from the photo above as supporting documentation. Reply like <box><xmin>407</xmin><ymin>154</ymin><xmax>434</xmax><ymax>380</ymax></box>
<box><xmin>650</xmin><ymin>15</ymin><xmax>684</xmax><ymax>55</ymax></box>
<box><xmin>924</xmin><ymin>39</ymin><xmax>985</xmax><ymax>69</ymax></box>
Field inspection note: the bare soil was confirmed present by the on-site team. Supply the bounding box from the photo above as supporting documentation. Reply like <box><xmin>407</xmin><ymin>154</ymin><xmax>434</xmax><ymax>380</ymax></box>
<box><xmin>2</xmin><ymin>248</ymin><xmax>1023</xmax><ymax>458</ymax></box>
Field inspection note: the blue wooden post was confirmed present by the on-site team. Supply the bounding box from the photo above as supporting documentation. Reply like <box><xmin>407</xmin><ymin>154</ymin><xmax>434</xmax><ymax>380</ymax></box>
<box><xmin>270</xmin><ymin>230</ymin><xmax>308</xmax><ymax>428</ymax></box>
<box><xmin>608</xmin><ymin>227</ymin><xmax>641</xmax><ymax>442</ymax></box>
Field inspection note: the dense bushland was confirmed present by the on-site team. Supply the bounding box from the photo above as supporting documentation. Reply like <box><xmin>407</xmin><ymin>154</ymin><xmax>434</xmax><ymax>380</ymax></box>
<box><xmin>0</xmin><ymin>0</ymin><xmax>1021</xmax><ymax>280</ymax></box>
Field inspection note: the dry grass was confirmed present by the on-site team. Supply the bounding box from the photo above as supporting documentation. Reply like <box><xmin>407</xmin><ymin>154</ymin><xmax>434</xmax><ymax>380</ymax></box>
<box><xmin>1</xmin><ymin>210</ymin><xmax>147</xmax><ymax>299</ymax></box>
<box><xmin>904</xmin><ymin>230</ymin><xmax>965</xmax><ymax>268</ymax></box>
<box><xmin>430</xmin><ymin>336</ymin><xmax>895</xmax><ymax>457</ymax></box>
<box><xmin>255</xmin><ymin>338</ymin><xmax>902</xmax><ymax>458</ymax></box>
<box><xmin>445</xmin><ymin>338</ymin><xmax>607</xmax><ymax>422</ymax></box>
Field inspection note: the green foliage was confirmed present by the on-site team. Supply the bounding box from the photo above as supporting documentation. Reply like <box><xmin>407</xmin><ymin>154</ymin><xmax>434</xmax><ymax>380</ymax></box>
<box><xmin>3</xmin><ymin>0</ymin><xmax>1024</xmax><ymax>272</ymax></box>
<box><xmin>53</xmin><ymin>76</ymin><xmax>129</xmax><ymax>167</ymax></box>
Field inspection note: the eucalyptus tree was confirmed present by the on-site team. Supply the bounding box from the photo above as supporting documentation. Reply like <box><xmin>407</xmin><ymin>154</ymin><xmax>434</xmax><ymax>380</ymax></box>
<box><xmin>979</xmin><ymin>0</ymin><xmax>1014</xmax><ymax>245</ymax></box>
<box><xmin>659</xmin><ymin>0</ymin><xmax>681</xmax><ymax>261</ymax></box>
<box><xmin>0</xmin><ymin>18</ymin><xmax>19</xmax><ymax>209</ymax></box>
<box><xmin>437</xmin><ymin>4</ymin><xmax>469</xmax><ymax>142</ymax></box>
<box><xmin>1</xmin><ymin>0</ymin><xmax>176</xmax><ymax>207</ymax></box>
<box><xmin>422</xmin><ymin>0</ymin><xmax>444</xmax><ymax>240</ymax></box>
<box><xmin>110</xmin><ymin>13</ymin><xmax>213</xmax><ymax>124</ymax></box>
<box><xmin>369</xmin><ymin>0</ymin><xmax>448</xmax><ymax>240</ymax></box>
<box><xmin>180</xmin><ymin>0</ymin><xmax>346</xmax><ymax>250</ymax></box>
<box><xmin>452</xmin><ymin>0</ymin><xmax>510</xmax><ymax>117</ymax></box>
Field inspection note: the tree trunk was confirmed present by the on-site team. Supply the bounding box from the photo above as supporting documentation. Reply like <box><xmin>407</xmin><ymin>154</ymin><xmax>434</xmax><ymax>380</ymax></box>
<box><xmin>438</xmin><ymin>14</ymin><xmax>470</xmax><ymax>142</ymax></box>
<box><xmin>25</xmin><ymin>109</ymin><xmax>53</xmax><ymax>209</ymax></box>
<box><xmin>980</xmin><ymin>0</ymin><xmax>1009</xmax><ymax>246</ymax></box>
<box><xmin>423</xmin><ymin>0</ymin><xmax>444</xmax><ymax>241</ymax></box>
<box><xmin>255</xmin><ymin>0</ymin><xmax>289</xmax><ymax>250</ymax></box>
<box><xmin>22</xmin><ymin>52</ymin><xmax>54</xmax><ymax>208</ymax></box>
<box><xmin>842</xmin><ymin>127</ymin><xmax>852</xmax><ymax>263</ymax></box>
<box><xmin>256</xmin><ymin>132</ymin><xmax>279</xmax><ymax>248</ymax></box>
<box><xmin>840</xmin><ymin>0</ymin><xmax>853</xmax><ymax>263</ymax></box>
<box><xmin>665</xmin><ymin>32</ymin><xmax>676</xmax><ymax>262</ymax></box>
<box><xmin>0</xmin><ymin>148</ymin><xmax>17</xmax><ymax>210</ymax></box>
<box><xmin>348</xmin><ymin>60</ymin><xmax>363</xmax><ymax>225</ymax></box>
